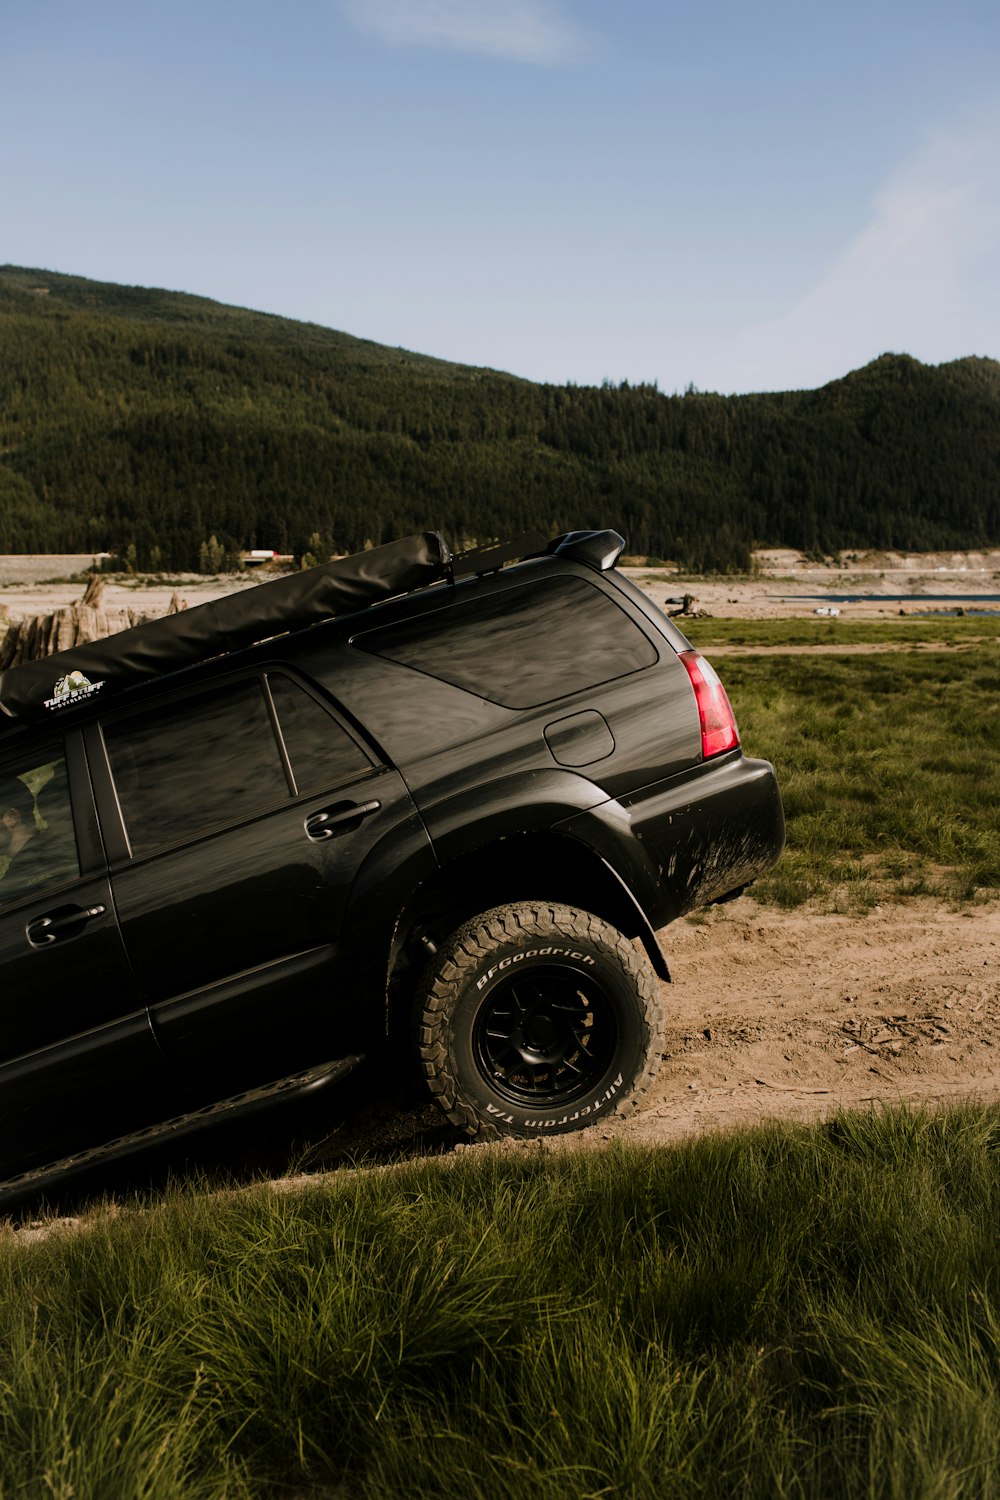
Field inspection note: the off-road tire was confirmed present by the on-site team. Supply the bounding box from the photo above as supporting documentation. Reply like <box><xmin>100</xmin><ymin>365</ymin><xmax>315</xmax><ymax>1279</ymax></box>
<box><xmin>414</xmin><ymin>902</ymin><xmax>663</xmax><ymax>1139</ymax></box>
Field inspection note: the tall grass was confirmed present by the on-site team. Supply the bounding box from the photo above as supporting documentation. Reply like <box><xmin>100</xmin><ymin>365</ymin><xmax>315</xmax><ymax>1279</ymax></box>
<box><xmin>2</xmin><ymin>1107</ymin><xmax>1000</xmax><ymax>1497</ymax></box>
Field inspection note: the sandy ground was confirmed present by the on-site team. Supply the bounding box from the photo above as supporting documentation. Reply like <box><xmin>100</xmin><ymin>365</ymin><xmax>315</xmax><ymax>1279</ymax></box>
<box><xmin>0</xmin><ymin>555</ymin><xmax>260</xmax><ymax>622</ymax></box>
<box><xmin>629</xmin><ymin>896</ymin><xmax>1000</xmax><ymax>1142</ymax></box>
<box><xmin>2</xmin><ymin>548</ymin><xmax>998</xmax><ymax>1205</ymax></box>
<box><xmin>3</xmin><ymin>546</ymin><xmax>1000</xmax><ymax>623</ymax></box>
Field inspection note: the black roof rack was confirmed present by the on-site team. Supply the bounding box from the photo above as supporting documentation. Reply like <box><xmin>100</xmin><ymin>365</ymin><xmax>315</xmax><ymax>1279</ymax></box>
<box><xmin>0</xmin><ymin>526</ymin><xmax>625</xmax><ymax>727</ymax></box>
<box><xmin>449</xmin><ymin>530</ymin><xmax>547</xmax><ymax>580</ymax></box>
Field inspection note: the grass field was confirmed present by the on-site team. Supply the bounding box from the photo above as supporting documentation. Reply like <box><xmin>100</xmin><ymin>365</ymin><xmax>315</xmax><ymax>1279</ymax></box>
<box><xmin>679</xmin><ymin>628</ymin><xmax>1000</xmax><ymax>909</ymax></box>
<box><xmin>3</xmin><ymin>1107</ymin><xmax>998</xmax><ymax>1498</ymax></box>
<box><xmin>683</xmin><ymin>615</ymin><xmax>1000</xmax><ymax>649</ymax></box>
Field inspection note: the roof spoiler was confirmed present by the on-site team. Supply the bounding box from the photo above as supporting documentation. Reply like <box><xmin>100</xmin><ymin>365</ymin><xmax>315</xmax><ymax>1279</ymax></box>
<box><xmin>446</xmin><ymin>528</ymin><xmax>625</xmax><ymax>579</ymax></box>
<box><xmin>545</xmin><ymin>530</ymin><xmax>625</xmax><ymax>571</ymax></box>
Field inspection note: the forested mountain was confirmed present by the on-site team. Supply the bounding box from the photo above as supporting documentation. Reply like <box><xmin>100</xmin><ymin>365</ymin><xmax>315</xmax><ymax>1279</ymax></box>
<box><xmin>1</xmin><ymin>264</ymin><xmax>998</xmax><ymax>572</ymax></box>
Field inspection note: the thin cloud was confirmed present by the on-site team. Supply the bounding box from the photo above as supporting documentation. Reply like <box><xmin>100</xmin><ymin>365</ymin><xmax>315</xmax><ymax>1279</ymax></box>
<box><xmin>339</xmin><ymin>0</ymin><xmax>590</xmax><ymax>65</ymax></box>
<box><xmin>695</xmin><ymin>112</ymin><xmax>1000</xmax><ymax>393</ymax></box>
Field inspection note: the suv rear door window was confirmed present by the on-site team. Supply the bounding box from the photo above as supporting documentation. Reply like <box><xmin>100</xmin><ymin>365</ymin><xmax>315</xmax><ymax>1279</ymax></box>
<box><xmin>104</xmin><ymin>679</ymin><xmax>288</xmax><ymax>856</ymax></box>
<box><xmin>266</xmin><ymin>674</ymin><xmax>372</xmax><ymax>796</ymax></box>
<box><xmin>355</xmin><ymin>576</ymin><xmax>658</xmax><ymax>709</ymax></box>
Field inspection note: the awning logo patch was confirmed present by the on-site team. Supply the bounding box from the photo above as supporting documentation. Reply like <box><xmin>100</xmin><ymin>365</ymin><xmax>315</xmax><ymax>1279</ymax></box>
<box><xmin>44</xmin><ymin>672</ymin><xmax>105</xmax><ymax>711</ymax></box>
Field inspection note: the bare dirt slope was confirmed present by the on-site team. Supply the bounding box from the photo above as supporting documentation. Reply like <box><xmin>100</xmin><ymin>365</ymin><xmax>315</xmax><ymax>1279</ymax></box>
<box><xmin>305</xmin><ymin>898</ymin><xmax>1000</xmax><ymax>1172</ymax></box>
<box><xmin>15</xmin><ymin>898</ymin><xmax>998</xmax><ymax>1238</ymax></box>
<box><xmin>608</xmin><ymin>897</ymin><xmax>1000</xmax><ymax>1146</ymax></box>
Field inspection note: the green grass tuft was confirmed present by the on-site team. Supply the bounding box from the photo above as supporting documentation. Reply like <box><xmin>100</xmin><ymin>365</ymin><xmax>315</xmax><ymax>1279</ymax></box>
<box><xmin>682</xmin><ymin>616</ymin><xmax>1000</xmax><ymax>649</ymax></box>
<box><xmin>3</xmin><ymin>1108</ymin><xmax>1000</xmax><ymax>1496</ymax></box>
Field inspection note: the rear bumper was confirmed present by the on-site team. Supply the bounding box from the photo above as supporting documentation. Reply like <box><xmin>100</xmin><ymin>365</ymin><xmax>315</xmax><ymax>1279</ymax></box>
<box><xmin>557</xmin><ymin>754</ymin><xmax>785</xmax><ymax>930</ymax></box>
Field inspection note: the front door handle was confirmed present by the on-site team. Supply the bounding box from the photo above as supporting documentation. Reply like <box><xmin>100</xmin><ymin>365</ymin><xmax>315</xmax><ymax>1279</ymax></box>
<box><xmin>304</xmin><ymin>800</ymin><xmax>381</xmax><ymax>841</ymax></box>
<box><xmin>26</xmin><ymin>904</ymin><xmax>107</xmax><ymax>947</ymax></box>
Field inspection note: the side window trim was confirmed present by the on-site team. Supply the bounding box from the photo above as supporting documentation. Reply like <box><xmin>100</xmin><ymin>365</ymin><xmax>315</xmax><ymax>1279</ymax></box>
<box><xmin>264</xmin><ymin>668</ymin><xmax>379</xmax><ymax>794</ymax></box>
<box><xmin>83</xmin><ymin>721</ymin><xmax>131</xmax><ymax>864</ymax></box>
<box><xmin>91</xmin><ymin>670</ymin><xmax>292</xmax><ymax>865</ymax></box>
<box><xmin>64</xmin><ymin>728</ymin><xmax>106</xmax><ymax>874</ymax></box>
<box><xmin>86</xmin><ymin>664</ymin><xmax>382</xmax><ymax>865</ymax></box>
<box><xmin>101</xmin><ymin>676</ymin><xmax>289</xmax><ymax>860</ymax></box>
<box><xmin>267</xmin><ymin>667</ymin><xmax>380</xmax><ymax>759</ymax></box>
<box><xmin>261</xmin><ymin>676</ymin><xmax>297</xmax><ymax>797</ymax></box>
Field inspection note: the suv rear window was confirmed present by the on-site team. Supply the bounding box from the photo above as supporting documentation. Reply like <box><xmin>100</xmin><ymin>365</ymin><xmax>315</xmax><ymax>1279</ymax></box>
<box><xmin>355</xmin><ymin>576</ymin><xmax>658</xmax><ymax>709</ymax></box>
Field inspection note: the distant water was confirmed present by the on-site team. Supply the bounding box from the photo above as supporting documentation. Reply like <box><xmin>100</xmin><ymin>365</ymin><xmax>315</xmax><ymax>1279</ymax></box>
<box><xmin>774</xmin><ymin>593</ymin><xmax>1000</xmax><ymax>604</ymax></box>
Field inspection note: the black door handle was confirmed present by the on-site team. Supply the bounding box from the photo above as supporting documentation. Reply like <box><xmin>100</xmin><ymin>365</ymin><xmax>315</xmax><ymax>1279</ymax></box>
<box><xmin>26</xmin><ymin>904</ymin><xmax>107</xmax><ymax>947</ymax></box>
<box><xmin>304</xmin><ymin>800</ymin><xmax>381</xmax><ymax>841</ymax></box>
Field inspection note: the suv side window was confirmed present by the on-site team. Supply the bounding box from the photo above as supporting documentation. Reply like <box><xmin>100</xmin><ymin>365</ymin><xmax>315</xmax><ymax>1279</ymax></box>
<box><xmin>0</xmin><ymin>744</ymin><xmax>78</xmax><ymax>904</ymax></box>
<box><xmin>104</xmin><ymin>679</ymin><xmax>289</xmax><ymax>857</ymax></box>
<box><xmin>355</xmin><ymin>576</ymin><xmax>658</xmax><ymax>709</ymax></box>
<box><xmin>266</xmin><ymin>674</ymin><xmax>372</xmax><ymax>796</ymax></box>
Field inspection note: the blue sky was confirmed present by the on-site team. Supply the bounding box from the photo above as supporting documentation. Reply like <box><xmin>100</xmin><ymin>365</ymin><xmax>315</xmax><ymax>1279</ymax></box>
<box><xmin>3</xmin><ymin>0</ymin><xmax>998</xmax><ymax>392</ymax></box>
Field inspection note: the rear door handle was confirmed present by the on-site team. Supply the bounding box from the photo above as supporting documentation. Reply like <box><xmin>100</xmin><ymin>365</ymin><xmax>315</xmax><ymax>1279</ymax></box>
<box><xmin>304</xmin><ymin>800</ymin><xmax>381</xmax><ymax>841</ymax></box>
<box><xmin>26</xmin><ymin>904</ymin><xmax>107</xmax><ymax>947</ymax></box>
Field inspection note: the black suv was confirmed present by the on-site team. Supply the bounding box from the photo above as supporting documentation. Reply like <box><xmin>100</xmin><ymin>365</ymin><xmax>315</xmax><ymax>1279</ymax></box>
<box><xmin>0</xmin><ymin>530</ymin><xmax>783</xmax><ymax>1206</ymax></box>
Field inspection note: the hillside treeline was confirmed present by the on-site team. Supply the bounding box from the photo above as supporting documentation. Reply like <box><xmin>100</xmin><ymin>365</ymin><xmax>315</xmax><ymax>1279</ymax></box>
<box><xmin>1</xmin><ymin>265</ymin><xmax>998</xmax><ymax>572</ymax></box>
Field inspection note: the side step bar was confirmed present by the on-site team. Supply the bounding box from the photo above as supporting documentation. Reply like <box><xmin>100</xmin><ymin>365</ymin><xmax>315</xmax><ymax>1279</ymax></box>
<box><xmin>0</xmin><ymin>1055</ymin><xmax>365</xmax><ymax>1214</ymax></box>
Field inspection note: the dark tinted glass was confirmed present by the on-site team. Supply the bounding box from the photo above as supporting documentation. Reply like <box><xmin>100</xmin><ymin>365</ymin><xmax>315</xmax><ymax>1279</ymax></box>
<box><xmin>0</xmin><ymin>745</ymin><xmax>78</xmax><ymax>904</ymax></box>
<box><xmin>356</xmin><ymin>576</ymin><xmax>658</xmax><ymax>708</ymax></box>
<box><xmin>104</xmin><ymin>680</ymin><xmax>289</xmax><ymax>856</ymax></box>
<box><xmin>267</xmin><ymin>675</ymin><xmax>372</xmax><ymax>795</ymax></box>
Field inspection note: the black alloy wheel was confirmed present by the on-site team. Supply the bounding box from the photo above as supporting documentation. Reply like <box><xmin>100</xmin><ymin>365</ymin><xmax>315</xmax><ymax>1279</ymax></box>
<box><xmin>414</xmin><ymin>902</ymin><xmax>663</xmax><ymax>1139</ymax></box>
<box><xmin>472</xmin><ymin>964</ymin><xmax>616</xmax><ymax>1107</ymax></box>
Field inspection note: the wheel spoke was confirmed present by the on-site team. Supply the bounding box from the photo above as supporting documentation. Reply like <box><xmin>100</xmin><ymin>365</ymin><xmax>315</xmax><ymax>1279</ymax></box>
<box><xmin>487</xmin><ymin>1041</ymin><xmax>523</xmax><ymax>1076</ymax></box>
<box><xmin>551</xmin><ymin>995</ymin><xmax>586</xmax><ymax>1014</ymax></box>
<box><xmin>558</xmin><ymin>1053</ymin><xmax>585</xmax><ymax>1076</ymax></box>
<box><xmin>503</xmin><ymin>984</ymin><xmax>532</xmax><ymax>1020</ymax></box>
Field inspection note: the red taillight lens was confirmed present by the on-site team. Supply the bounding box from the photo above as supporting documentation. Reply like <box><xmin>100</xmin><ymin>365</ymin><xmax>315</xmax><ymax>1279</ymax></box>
<box><xmin>678</xmin><ymin>649</ymin><xmax>740</xmax><ymax>759</ymax></box>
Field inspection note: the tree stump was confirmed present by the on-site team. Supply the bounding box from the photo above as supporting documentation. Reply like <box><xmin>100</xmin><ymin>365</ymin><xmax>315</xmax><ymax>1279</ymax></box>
<box><xmin>0</xmin><ymin>580</ymin><xmax>186</xmax><ymax>672</ymax></box>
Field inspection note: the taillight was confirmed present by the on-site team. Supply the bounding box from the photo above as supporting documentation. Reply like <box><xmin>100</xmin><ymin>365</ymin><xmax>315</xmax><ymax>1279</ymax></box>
<box><xmin>678</xmin><ymin>650</ymin><xmax>740</xmax><ymax>759</ymax></box>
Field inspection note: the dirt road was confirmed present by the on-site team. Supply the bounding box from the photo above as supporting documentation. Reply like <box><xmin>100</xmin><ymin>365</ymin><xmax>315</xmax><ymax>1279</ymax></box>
<box><xmin>301</xmin><ymin>897</ymin><xmax>1000</xmax><ymax>1171</ymax></box>
<box><xmin>603</xmin><ymin>896</ymin><xmax>1000</xmax><ymax>1146</ymax></box>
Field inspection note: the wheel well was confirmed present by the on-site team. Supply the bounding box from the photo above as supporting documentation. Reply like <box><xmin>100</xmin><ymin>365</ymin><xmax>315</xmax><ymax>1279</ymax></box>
<box><xmin>388</xmin><ymin>831</ymin><xmax>667</xmax><ymax>1011</ymax></box>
